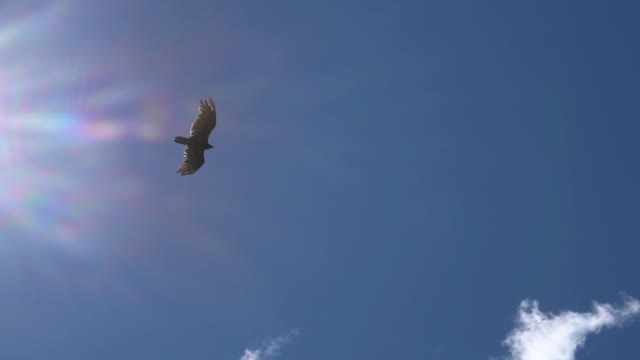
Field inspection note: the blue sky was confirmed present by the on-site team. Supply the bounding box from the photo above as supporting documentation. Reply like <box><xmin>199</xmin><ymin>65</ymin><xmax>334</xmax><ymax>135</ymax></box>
<box><xmin>1</xmin><ymin>0</ymin><xmax>639</xmax><ymax>359</ymax></box>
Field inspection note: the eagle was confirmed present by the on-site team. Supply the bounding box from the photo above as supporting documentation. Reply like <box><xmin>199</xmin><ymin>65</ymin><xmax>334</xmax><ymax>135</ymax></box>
<box><xmin>174</xmin><ymin>96</ymin><xmax>217</xmax><ymax>176</ymax></box>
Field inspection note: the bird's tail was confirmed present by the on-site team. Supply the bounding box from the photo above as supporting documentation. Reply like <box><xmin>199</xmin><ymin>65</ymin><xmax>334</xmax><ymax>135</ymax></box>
<box><xmin>174</xmin><ymin>136</ymin><xmax>189</xmax><ymax>145</ymax></box>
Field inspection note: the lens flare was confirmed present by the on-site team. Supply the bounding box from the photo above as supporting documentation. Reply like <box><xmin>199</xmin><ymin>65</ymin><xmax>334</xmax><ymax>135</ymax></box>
<box><xmin>0</xmin><ymin>1</ymin><xmax>170</xmax><ymax>253</ymax></box>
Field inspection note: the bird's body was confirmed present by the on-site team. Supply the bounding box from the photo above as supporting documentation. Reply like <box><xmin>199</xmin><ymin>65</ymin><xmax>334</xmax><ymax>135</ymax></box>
<box><xmin>174</xmin><ymin>97</ymin><xmax>217</xmax><ymax>176</ymax></box>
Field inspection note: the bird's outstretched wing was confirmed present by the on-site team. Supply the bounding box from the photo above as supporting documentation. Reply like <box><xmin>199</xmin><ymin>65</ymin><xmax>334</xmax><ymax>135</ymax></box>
<box><xmin>176</xmin><ymin>97</ymin><xmax>216</xmax><ymax>176</ymax></box>
<box><xmin>189</xmin><ymin>96</ymin><xmax>216</xmax><ymax>141</ymax></box>
<box><xmin>177</xmin><ymin>145</ymin><xmax>206</xmax><ymax>176</ymax></box>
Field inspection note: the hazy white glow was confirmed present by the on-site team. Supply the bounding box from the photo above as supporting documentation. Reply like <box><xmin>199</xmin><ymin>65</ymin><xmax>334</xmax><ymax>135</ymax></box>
<box><xmin>0</xmin><ymin>2</ymin><xmax>155</xmax><ymax>251</ymax></box>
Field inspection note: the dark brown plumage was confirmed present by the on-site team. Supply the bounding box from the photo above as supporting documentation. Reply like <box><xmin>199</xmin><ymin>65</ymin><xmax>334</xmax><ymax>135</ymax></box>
<box><xmin>174</xmin><ymin>97</ymin><xmax>217</xmax><ymax>176</ymax></box>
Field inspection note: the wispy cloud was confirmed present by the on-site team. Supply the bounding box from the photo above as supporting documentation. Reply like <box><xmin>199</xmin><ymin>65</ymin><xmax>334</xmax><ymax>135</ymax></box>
<box><xmin>240</xmin><ymin>329</ymin><xmax>300</xmax><ymax>360</ymax></box>
<box><xmin>501</xmin><ymin>296</ymin><xmax>640</xmax><ymax>360</ymax></box>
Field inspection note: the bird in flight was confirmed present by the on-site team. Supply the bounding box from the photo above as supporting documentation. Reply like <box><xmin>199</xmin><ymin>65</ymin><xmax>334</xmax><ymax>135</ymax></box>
<box><xmin>174</xmin><ymin>96</ymin><xmax>217</xmax><ymax>176</ymax></box>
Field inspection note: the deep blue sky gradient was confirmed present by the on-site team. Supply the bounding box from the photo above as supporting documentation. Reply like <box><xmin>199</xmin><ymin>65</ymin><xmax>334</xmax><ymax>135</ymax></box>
<box><xmin>1</xmin><ymin>1</ymin><xmax>639</xmax><ymax>359</ymax></box>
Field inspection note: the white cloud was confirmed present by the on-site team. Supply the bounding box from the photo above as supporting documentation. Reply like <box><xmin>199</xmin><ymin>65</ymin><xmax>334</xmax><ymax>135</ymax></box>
<box><xmin>501</xmin><ymin>296</ymin><xmax>640</xmax><ymax>360</ymax></box>
<box><xmin>240</xmin><ymin>329</ymin><xmax>299</xmax><ymax>360</ymax></box>
<box><xmin>240</xmin><ymin>349</ymin><xmax>260</xmax><ymax>360</ymax></box>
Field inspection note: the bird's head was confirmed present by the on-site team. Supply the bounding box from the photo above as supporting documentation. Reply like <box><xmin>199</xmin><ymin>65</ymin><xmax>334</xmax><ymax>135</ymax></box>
<box><xmin>205</xmin><ymin>144</ymin><xmax>214</xmax><ymax>150</ymax></box>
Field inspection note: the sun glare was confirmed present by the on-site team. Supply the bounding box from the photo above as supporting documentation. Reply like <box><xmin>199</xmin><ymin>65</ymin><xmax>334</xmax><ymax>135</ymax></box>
<box><xmin>0</xmin><ymin>2</ymin><xmax>169</xmax><ymax>253</ymax></box>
